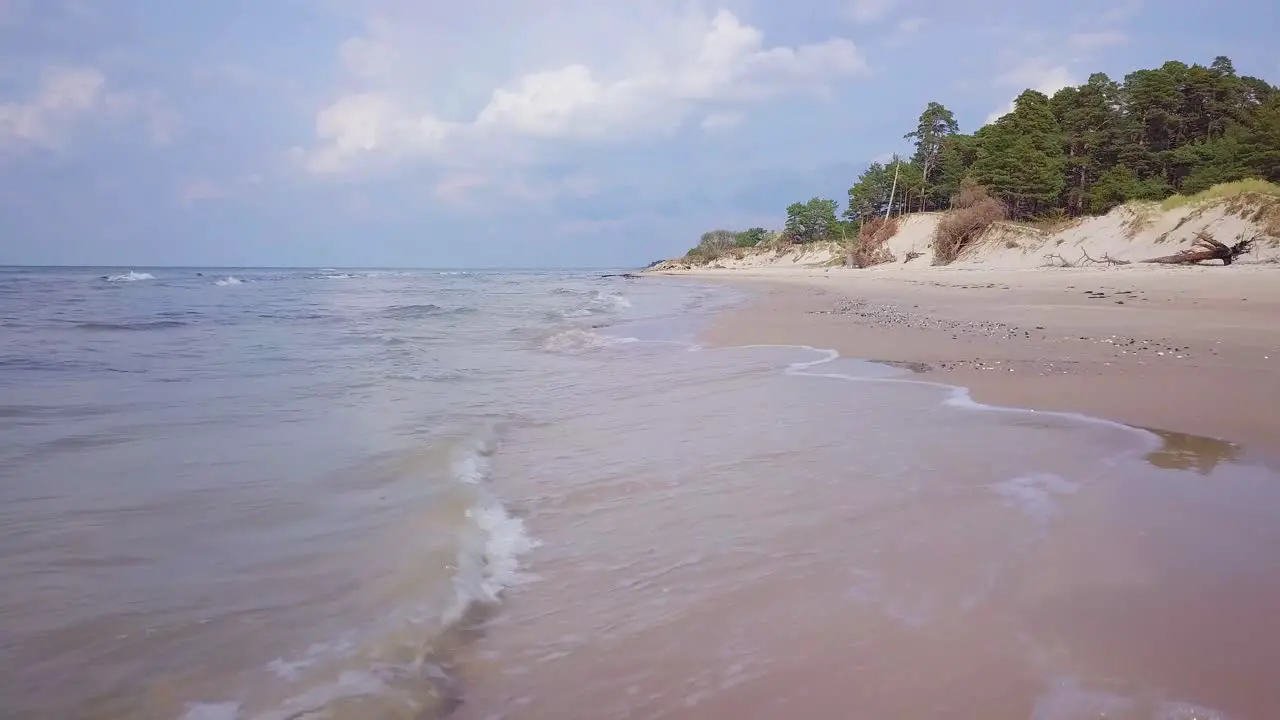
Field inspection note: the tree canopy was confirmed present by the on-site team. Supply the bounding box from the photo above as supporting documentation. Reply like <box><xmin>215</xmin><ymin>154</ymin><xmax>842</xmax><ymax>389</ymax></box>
<box><xmin>850</xmin><ymin>54</ymin><xmax>1280</xmax><ymax>219</ymax></box>
<box><xmin>784</xmin><ymin>197</ymin><xmax>841</xmax><ymax>243</ymax></box>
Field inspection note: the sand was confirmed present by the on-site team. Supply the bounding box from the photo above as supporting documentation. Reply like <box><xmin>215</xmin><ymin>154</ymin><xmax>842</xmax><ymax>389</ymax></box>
<box><xmin>679</xmin><ymin>264</ymin><xmax>1280</xmax><ymax>453</ymax></box>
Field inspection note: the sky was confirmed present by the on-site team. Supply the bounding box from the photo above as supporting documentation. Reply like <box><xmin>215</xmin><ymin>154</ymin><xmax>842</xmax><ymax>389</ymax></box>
<box><xmin>0</xmin><ymin>0</ymin><xmax>1277</xmax><ymax>268</ymax></box>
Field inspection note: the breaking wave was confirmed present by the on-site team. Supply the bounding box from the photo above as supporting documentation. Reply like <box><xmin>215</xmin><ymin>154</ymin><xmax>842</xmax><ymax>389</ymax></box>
<box><xmin>541</xmin><ymin>328</ymin><xmax>640</xmax><ymax>354</ymax></box>
<box><xmin>179</xmin><ymin>430</ymin><xmax>537</xmax><ymax>720</ymax></box>
<box><xmin>546</xmin><ymin>289</ymin><xmax>632</xmax><ymax>319</ymax></box>
<box><xmin>105</xmin><ymin>271</ymin><xmax>155</xmax><ymax>282</ymax></box>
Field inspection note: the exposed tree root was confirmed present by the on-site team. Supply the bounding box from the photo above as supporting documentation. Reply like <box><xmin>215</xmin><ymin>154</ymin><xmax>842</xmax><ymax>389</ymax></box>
<box><xmin>1041</xmin><ymin>231</ymin><xmax>1255</xmax><ymax>268</ymax></box>
<box><xmin>1139</xmin><ymin>230</ymin><xmax>1255</xmax><ymax>265</ymax></box>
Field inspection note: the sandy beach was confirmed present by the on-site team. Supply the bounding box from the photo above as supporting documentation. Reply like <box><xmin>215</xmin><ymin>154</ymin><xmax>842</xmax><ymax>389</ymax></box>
<box><xmin>683</xmin><ymin>264</ymin><xmax>1280</xmax><ymax>455</ymax></box>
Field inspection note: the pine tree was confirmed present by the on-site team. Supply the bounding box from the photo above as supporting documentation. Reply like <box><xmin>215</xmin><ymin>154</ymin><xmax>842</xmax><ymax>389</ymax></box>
<box><xmin>904</xmin><ymin>102</ymin><xmax>960</xmax><ymax>210</ymax></box>
<box><xmin>972</xmin><ymin>90</ymin><xmax>1066</xmax><ymax>216</ymax></box>
<box><xmin>845</xmin><ymin>162</ymin><xmax>893</xmax><ymax>222</ymax></box>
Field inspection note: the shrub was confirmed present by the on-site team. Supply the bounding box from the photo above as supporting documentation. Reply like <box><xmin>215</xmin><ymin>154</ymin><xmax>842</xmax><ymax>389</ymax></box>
<box><xmin>849</xmin><ymin>216</ymin><xmax>900</xmax><ymax>268</ymax></box>
<box><xmin>735</xmin><ymin>227</ymin><xmax>768</xmax><ymax>247</ymax></box>
<box><xmin>933</xmin><ymin>184</ymin><xmax>1007</xmax><ymax>265</ymax></box>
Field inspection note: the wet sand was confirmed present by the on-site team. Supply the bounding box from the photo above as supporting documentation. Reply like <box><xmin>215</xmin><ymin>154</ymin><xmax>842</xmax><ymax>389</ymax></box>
<box><xmin>691</xmin><ymin>265</ymin><xmax>1280</xmax><ymax>453</ymax></box>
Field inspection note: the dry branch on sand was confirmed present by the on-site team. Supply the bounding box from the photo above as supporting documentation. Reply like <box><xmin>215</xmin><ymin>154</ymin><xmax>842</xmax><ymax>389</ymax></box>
<box><xmin>1042</xmin><ymin>249</ymin><xmax>1129</xmax><ymax>267</ymax></box>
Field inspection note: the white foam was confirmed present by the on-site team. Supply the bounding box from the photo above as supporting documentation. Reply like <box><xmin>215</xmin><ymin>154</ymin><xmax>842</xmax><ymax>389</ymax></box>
<box><xmin>215</xmin><ymin>276</ymin><xmax>243</xmax><ymax>286</ymax></box>
<box><xmin>554</xmin><ymin>290</ymin><xmax>632</xmax><ymax>318</ymax></box>
<box><xmin>1031</xmin><ymin>677</ymin><xmax>1229</xmax><ymax>720</ymax></box>
<box><xmin>741</xmin><ymin>342</ymin><xmax>1160</xmax><ymax>455</ymax></box>
<box><xmin>542</xmin><ymin>328</ymin><xmax>640</xmax><ymax>354</ymax></box>
<box><xmin>255</xmin><ymin>670</ymin><xmax>394</xmax><ymax>720</ymax></box>
<box><xmin>450</xmin><ymin>433</ymin><xmax>495</xmax><ymax>485</ymax></box>
<box><xmin>992</xmin><ymin>473</ymin><xmax>1081</xmax><ymax>524</ymax></box>
<box><xmin>1032</xmin><ymin>678</ymin><xmax>1132</xmax><ymax>720</ymax></box>
<box><xmin>1155</xmin><ymin>700</ymin><xmax>1227</xmax><ymax>720</ymax></box>
<box><xmin>106</xmin><ymin>271</ymin><xmax>155</xmax><ymax>282</ymax></box>
<box><xmin>442</xmin><ymin>433</ymin><xmax>541</xmax><ymax>623</ymax></box>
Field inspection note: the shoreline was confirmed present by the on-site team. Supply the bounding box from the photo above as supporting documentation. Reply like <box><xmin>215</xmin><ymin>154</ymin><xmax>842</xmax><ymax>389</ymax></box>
<box><xmin>669</xmin><ymin>265</ymin><xmax>1280</xmax><ymax>454</ymax></box>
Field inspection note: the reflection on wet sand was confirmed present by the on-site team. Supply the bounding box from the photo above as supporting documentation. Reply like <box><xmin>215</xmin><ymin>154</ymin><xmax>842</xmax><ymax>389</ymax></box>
<box><xmin>1142</xmin><ymin>427</ymin><xmax>1242</xmax><ymax>475</ymax></box>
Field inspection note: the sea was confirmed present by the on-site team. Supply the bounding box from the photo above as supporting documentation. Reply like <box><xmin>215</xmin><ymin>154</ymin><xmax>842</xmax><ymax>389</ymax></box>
<box><xmin>1</xmin><ymin>266</ymin><xmax>1278</xmax><ymax>720</ymax></box>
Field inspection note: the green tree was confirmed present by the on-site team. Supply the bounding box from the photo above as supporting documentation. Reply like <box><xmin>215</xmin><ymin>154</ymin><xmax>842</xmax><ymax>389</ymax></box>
<box><xmin>845</xmin><ymin>162</ymin><xmax>895</xmax><ymax>222</ymax></box>
<box><xmin>904</xmin><ymin>102</ymin><xmax>960</xmax><ymax>210</ymax></box>
<box><xmin>785</xmin><ymin>197</ymin><xmax>840</xmax><ymax>243</ymax></box>
<box><xmin>1240</xmin><ymin>97</ymin><xmax>1280</xmax><ymax>181</ymax></box>
<box><xmin>892</xmin><ymin>159</ymin><xmax>926</xmax><ymax>216</ymax></box>
<box><xmin>934</xmin><ymin>134</ymin><xmax>978</xmax><ymax>204</ymax></box>
<box><xmin>1089</xmin><ymin>164</ymin><xmax>1138</xmax><ymax>212</ymax></box>
<box><xmin>972</xmin><ymin>90</ymin><xmax>1066</xmax><ymax>216</ymax></box>
<box><xmin>1051</xmin><ymin>73</ymin><xmax>1125</xmax><ymax>214</ymax></box>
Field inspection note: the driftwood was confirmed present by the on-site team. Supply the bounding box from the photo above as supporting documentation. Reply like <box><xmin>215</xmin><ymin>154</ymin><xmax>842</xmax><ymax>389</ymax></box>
<box><xmin>1140</xmin><ymin>230</ymin><xmax>1254</xmax><ymax>265</ymax></box>
<box><xmin>1042</xmin><ymin>231</ymin><xmax>1255</xmax><ymax>268</ymax></box>
<box><xmin>1042</xmin><ymin>249</ymin><xmax>1130</xmax><ymax>268</ymax></box>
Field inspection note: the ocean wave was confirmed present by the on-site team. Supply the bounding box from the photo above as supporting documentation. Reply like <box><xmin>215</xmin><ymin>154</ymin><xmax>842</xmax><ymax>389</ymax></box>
<box><xmin>104</xmin><ymin>271</ymin><xmax>155</xmax><ymax>282</ymax></box>
<box><xmin>541</xmin><ymin>328</ymin><xmax>639</xmax><ymax>354</ymax></box>
<box><xmin>306</xmin><ymin>272</ymin><xmax>358</xmax><ymax>280</ymax></box>
<box><xmin>384</xmin><ymin>368</ymin><xmax>471</xmax><ymax>382</ymax></box>
<box><xmin>74</xmin><ymin>320</ymin><xmax>188</xmax><ymax>332</ymax></box>
<box><xmin>180</xmin><ymin>430</ymin><xmax>537</xmax><ymax>720</ymax></box>
<box><xmin>548</xmin><ymin>290</ymin><xmax>632</xmax><ymax>319</ymax></box>
<box><xmin>215</xmin><ymin>276</ymin><xmax>243</xmax><ymax>286</ymax></box>
<box><xmin>379</xmin><ymin>304</ymin><xmax>474</xmax><ymax>320</ymax></box>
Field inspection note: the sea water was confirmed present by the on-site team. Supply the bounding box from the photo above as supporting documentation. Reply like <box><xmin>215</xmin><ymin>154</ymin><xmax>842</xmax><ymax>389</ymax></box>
<box><xmin>1</xmin><ymin>267</ymin><xmax>1277</xmax><ymax>719</ymax></box>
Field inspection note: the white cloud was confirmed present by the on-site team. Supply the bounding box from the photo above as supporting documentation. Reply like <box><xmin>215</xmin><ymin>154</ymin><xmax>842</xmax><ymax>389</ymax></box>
<box><xmin>844</xmin><ymin>0</ymin><xmax>894</xmax><ymax>24</ymax></box>
<box><xmin>1068</xmin><ymin>30</ymin><xmax>1127</xmax><ymax>51</ymax></box>
<box><xmin>0</xmin><ymin>66</ymin><xmax>106</xmax><ymax>150</ymax></box>
<box><xmin>984</xmin><ymin>60</ymin><xmax>1075</xmax><ymax>124</ymax></box>
<box><xmin>0</xmin><ymin>65</ymin><xmax>178</xmax><ymax>151</ymax></box>
<box><xmin>303</xmin><ymin>8</ymin><xmax>868</xmax><ymax>176</ymax></box>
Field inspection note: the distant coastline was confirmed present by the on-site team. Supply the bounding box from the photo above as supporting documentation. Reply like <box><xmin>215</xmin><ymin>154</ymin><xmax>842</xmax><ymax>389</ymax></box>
<box><xmin>652</xmin><ymin>53</ymin><xmax>1280</xmax><ymax>274</ymax></box>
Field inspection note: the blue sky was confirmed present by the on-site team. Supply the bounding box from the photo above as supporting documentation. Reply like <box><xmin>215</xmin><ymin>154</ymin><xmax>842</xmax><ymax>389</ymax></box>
<box><xmin>1</xmin><ymin>0</ymin><xmax>1276</xmax><ymax>268</ymax></box>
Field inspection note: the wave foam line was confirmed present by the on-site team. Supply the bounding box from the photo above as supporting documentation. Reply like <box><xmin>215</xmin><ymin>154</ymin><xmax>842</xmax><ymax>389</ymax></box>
<box><xmin>727</xmin><ymin>342</ymin><xmax>1162</xmax><ymax>456</ymax></box>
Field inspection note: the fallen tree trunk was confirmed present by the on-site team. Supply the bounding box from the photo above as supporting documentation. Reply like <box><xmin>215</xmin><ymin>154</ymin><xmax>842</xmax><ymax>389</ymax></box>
<box><xmin>1140</xmin><ymin>230</ymin><xmax>1254</xmax><ymax>266</ymax></box>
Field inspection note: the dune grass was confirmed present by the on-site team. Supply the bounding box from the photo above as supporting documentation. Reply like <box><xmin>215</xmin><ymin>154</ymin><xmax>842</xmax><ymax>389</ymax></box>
<box><xmin>1160</xmin><ymin>179</ymin><xmax>1280</xmax><ymax>211</ymax></box>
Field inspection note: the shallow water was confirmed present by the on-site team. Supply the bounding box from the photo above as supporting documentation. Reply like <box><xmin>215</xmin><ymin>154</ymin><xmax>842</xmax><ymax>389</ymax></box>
<box><xmin>2</xmin><ymin>267</ymin><xmax>1278</xmax><ymax>719</ymax></box>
